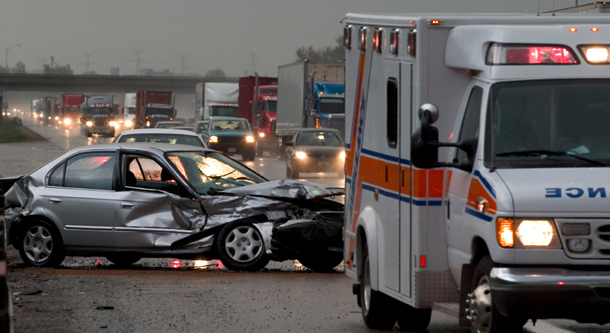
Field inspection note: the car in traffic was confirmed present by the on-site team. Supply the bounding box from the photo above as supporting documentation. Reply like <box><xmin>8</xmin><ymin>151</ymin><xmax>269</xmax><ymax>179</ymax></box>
<box><xmin>155</xmin><ymin>121</ymin><xmax>185</xmax><ymax>129</ymax></box>
<box><xmin>200</xmin><ymin>117</ymin><xmax>256</xmax><ymax>161</ymax></box>
<box><xmin>113</xmin><ymin>129</ymin><xmax>207</xmax><ymax>148</ymax></box>
<box><xmin>2</xmin><ymin>144</ymin><xmax>344</xmax><ymax>272</ymax></box>
<box><xmin>285</xmin><ymin>128</ymin><xmax>345</xmax><ymax>178</ymax></box>
<box><xmin>194</xmin><ymin>120</ymin><xmax>209</xmax><ymax>134</ymax></box>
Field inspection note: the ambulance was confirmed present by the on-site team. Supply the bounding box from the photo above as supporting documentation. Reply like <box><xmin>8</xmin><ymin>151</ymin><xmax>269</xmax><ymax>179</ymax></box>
<box><xmin>343</xmin><ymin>13</ymin><xmax>610</xmax><ymax>332</ymax></box>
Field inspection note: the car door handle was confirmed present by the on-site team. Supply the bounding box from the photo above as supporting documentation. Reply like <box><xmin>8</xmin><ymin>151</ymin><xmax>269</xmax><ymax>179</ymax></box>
<box><xmin>120</xmin><ymin>203</ymin><xmax>134</xmax><ymax>209</ymax></box>
<box><xmin>49</xmin><ymin>198</ymin><xmax>62</xmax><ymax>204</ymax></box>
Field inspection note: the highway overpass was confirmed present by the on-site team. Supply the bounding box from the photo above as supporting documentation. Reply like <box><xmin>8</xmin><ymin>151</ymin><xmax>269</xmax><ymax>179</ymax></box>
<box><xmin>0</xmin><ymin>74</ymin><xmax>237</xmax><ymax>94</ymax></box>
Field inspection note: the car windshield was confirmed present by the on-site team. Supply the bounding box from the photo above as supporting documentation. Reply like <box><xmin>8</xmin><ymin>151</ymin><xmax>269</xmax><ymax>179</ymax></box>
<box><xmin>296</xmin><ymin>131</ymin><xmax>343</xmax><ymax>146</ymax></box>
<box><xmin>210</xmin><ymin>120</ymin><xmax>250</xmax><ymax>131</ymax></box>
<box><xmin>88</xmin><ymin>107</ymin><xmax>112</xmax><ymax>115</ymax></box>
<box><xmin>118</xmin><ymin>134</ymin><xmax>204</xmax><ymax>147</ymax></box>
<box><xmin>209</xmin><ymin>106</ymin><xmax>238</xmax><ymax>117</ymax></box>
<box><xmin>145</xmin><ymin>108</ymin><xmax>173</xmax><ymax>118</ymax></box>
<box><xmin>487</xmin><ymin>80</ymin><xmax>610</xmax><ymax>168</ymax></box>
<box><xmin>167</xmin><ymin>151</ymin><xmax>266</xmax><ymax>194</ymax></box>
<box><xmin>319</xmin><ymin>98</ymin><xmax>344</xmax><ymax>114</ymax></box>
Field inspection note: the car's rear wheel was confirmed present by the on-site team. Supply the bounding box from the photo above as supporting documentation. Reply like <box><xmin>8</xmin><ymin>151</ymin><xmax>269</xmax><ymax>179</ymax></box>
<box><xmin>18</xmin><ymin>220</ymin><xmax>65</xmax><ymax>267</ymax></box>
<box><xmin>297</xmin><ymin>251</ymin><xmax>343</xmax><ymax>272</ymax></box>
<box><xmin>216</xmin><ymin>220</ymin><xmax>270</xmax><ymax>272</ymax></box>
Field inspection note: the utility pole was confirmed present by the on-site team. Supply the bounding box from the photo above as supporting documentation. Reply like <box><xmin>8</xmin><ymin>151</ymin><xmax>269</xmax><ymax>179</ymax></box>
<box><xmin>177</xmin><ymin>55</ymin><xmax>191</xmax><ymax>76</ymax></box>
<box><xmin>245</xmin><ymin>52</ymin><xmax>260</xmax><ymax>76</ymax></box>
<box><xmin>5</xmin><ymin>44</ymin><xmax>20</xmax><ymax>69</ymax></box>
<box><xmin>131</xmin><ymin>48</ymin><xmax>145</xmax><ymax>74</ymax></box>
<box><xmin>81</xmin><ymin>51</ymin><xmax>95</xmax><ymax>72</ymax></box>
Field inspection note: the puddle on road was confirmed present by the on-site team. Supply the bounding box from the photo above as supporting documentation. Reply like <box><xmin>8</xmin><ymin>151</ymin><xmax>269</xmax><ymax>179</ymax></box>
<box><xmin>58</xmin><ymin>257</ymin><xmax>344</xmax><ymax>273</ymax></box>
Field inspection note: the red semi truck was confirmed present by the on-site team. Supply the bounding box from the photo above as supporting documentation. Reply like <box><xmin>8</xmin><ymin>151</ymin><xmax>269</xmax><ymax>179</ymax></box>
<box><xmin>61</xmin><ymin>94</ymin><xmax>85</xmax><ymax>126</ymax></box>
<box><xmin>238</xmin><ymin>76</ymin><xmax>278</xmax><ymax>156</ymax></box>
<box><xmin>135</xmin><ymin>91</ymin><xmax>176</xmax><ymax>128</ymax></box>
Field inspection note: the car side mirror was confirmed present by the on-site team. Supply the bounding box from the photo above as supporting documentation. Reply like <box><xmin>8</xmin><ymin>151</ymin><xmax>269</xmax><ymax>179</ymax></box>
<box><xmin>286</xmin><ymin>141</ymin><xmax>294</xmax><ymax>147</ymax></box>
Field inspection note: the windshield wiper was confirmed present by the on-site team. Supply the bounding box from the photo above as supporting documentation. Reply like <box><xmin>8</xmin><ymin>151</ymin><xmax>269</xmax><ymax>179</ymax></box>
<box><xmin>496</xmin><ymin>149</ymin><xmax>606</xmax><ymax>166</ymax></box>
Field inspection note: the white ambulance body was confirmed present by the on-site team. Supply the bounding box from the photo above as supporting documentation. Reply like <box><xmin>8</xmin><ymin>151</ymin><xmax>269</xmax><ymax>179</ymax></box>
<box><xmin>344</xmin><ymin>13</ymin><xmax>610</xmax><ymax>332</ymax></box>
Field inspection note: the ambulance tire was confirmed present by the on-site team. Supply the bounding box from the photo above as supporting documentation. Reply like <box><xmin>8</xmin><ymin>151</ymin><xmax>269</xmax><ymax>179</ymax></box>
<box><xmin>396</xmin><ymin>304</ymin><xmax>431</xmax><ymax>332</ymax></box>
<box><xmin>360</xmin><ymin>247</ymin><xmax>398</xmax><ymax>330</ymax></box>
<box><xmin>470</xmin><ymin>256</ymin><xmax>527</xmax><ymax>333</ymax></box>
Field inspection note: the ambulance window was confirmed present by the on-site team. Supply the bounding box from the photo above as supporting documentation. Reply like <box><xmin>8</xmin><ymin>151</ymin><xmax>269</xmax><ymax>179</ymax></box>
<box><xmin>387</xmin><ymin>78</ymin><xmax>398</xmax><ymax>148</ymax></box>
<box><xmin>456</xmin><ymin>87</ymin><xmax>483</xmax><ymax>168</ymax></box>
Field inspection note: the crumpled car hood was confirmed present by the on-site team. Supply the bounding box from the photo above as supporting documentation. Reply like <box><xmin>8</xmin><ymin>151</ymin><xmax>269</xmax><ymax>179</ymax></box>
<box><xmin>220</xmin><ymin>179</ymin><xmax>344</xmax><ymax>200</ymax></box>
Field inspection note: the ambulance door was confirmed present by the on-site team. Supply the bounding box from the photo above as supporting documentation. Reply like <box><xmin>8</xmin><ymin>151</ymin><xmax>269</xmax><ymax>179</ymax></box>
<box><xmin>381</xmin><ymin>61</ymin><xmax>401</xmax><ymax>292</ymax></box>
<box><xmin>446</xmin><ymin>85</ymin><xmax>485</xmax><ymax>281</ymax></box>
<box><xmin>399</xmin><ymin>62</ymin><xmax>412</xmax><ymax>296</ymax></box>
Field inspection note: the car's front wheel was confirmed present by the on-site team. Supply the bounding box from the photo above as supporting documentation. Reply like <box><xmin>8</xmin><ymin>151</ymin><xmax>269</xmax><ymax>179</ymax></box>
<box><xmin>18</xmin><ymin>220</ymin><xmax>65</xmax><ymax>267</ymax></box>
<box><xmin>216</xmin><ymin>220</ymin><xmax>270</xmax><ymax>272</ymax></box>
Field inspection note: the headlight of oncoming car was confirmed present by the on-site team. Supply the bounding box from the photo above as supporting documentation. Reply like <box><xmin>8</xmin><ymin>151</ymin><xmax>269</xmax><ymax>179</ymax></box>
<box><xmin>340</xmin><ymin>151</ymin><xmax>346</xmax><ymax>160</ymax></box>
<box><xmin>496</xmin><ymin>218</ymin><xmax>562</xmax><ymax>248</ymax></box>
<box><xmin>125</xmin><ymin>120</ymin><xmax>133</xmax><ymax>127</ymax></box>
<box><xmin>109</xmin><ymin>121</ymin><xmax>119</xmax><ymax>128</ymax></box>
<box><xmin>64</xmin><ymin>118</ymin><xmax>71</xmax><ymax>125</ymax></box>
<box><xmin>86</xmin><ymin>121</ymin><xmax>93</xmax><ymax>127</ymax></box>
<box><xmin>296</xmin><ymin>151</ymin><xmax>307</xmax><ymax>159</ymax></box>
<box><xmin>209</xmin><ymin>136</ymin><xmax>219</xmax><ymax>143</ymax></box>
<box><xmin>246</xmin><ymin>135</ymin><xmax>255</xmax><ymax>143</ymax></box>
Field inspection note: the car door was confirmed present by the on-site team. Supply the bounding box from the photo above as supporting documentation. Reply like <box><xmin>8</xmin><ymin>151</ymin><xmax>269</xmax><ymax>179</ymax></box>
<box><xmin>44</xmin><ymin>151</ymin><xmax>118</xmax><ymax>250</ymax></box>
<box><xmin>113</xmin><ymin>152</ymin><xmax>205</xmax><ymax>250</ymax></box>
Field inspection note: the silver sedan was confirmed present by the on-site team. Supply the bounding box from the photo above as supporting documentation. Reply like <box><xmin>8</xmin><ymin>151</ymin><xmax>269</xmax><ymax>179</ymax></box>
<box><xmin>3</xmin><ymin>144</ymin><xmax>344</xmax><ymax>272</ymax></box>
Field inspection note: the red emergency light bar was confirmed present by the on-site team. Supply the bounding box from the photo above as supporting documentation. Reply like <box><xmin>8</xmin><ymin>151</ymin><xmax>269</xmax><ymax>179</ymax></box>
<box><xmin>486</xmin><ymin>43</ymin><xmax>579</xmax><ymax>65</ymax></box>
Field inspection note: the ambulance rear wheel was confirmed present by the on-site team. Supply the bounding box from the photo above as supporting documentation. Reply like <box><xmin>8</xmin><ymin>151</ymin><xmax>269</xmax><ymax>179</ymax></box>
<box><xmin>468</xmin><ymin>256</ymin><xmax>526</xmax><ymax>333</ymax></box>
<box><xmin>396</xmin><ymin>304</ymin><xmax>431</xmax><ymax>331</ymax></box>
<box><xmin>360</xmin><ymin>246</ymin><xmax>397</xmax><ymax>330</ymax></box>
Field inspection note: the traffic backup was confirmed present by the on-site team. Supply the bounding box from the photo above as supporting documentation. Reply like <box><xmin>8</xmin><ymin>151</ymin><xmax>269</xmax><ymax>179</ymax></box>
<box><xmin>343</xmin><ymin>14</ymin><xmax>610</xmax><ymax>332</ymax></box>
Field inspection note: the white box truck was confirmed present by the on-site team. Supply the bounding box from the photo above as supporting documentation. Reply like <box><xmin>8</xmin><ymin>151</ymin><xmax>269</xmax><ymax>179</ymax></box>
<box><xmin>195</xmin><ymin>82</ymin><xmax>239</xmax><ymax>120</ymax></box>
<box><xmin>123</xmin><ymin>93</ymin><xmax>136</xmax><ymax>128</ymax></box>
<box><xmin>343</xmin><ymin>13</ymin><xmax>610</xmax><ymax>332</ymax></box>
<box><xmin>275</xmin><ymin>60</ymin><xmax>345</xmax><ymax>157</ymax></box>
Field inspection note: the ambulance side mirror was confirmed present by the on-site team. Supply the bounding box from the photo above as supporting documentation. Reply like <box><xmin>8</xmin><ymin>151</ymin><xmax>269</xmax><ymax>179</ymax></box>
<box><xmin>412</xmin><ymin>104</ymin><xmax>440</xmax><ymax>168</ymax></box>
<box><xmin>412</xmin><ymin>103</ymin><xmax>476</xmax><ymax>169</ymax></box>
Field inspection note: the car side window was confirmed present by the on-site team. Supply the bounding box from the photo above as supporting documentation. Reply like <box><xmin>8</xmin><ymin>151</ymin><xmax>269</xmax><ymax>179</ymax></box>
<box><xmin>51</xmin><ymin>152</ymin><xmax>116</xmax><ymax>190</ymax></box>
<box><xmin>124</xmin><ymin>155</ymin><xmax>181</xmax><ymax>193</ymax></box>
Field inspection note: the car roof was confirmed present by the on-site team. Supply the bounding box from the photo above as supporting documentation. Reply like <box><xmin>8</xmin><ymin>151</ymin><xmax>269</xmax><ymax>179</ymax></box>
<box><xmin>156</xmin><ymin>121</ymin><xmax>184</xmax><ymax>124</ymax></box>
<box><xmin>66</xmin><ymin>143</ymin><xmax>215</xmax><ymax>154</ymax></box>
<box><xmin>209</xmin><ymin>116</ymin><xmax>249</xmax><ymax>122</ymax></box>
<box><xmin>117</xmin><ymin>129</ymin><xmax>200</xmax><ymax>136</ymax></box>
<box><xmin>296</xmin><ymin>128</ymin><xmax>342</xmax><ymax>133</ymax></box>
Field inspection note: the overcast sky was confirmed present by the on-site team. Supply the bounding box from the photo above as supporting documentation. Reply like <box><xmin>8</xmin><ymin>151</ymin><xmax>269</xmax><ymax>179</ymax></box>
<box><xmin>1</xmin><ymin>0</ymin><xmax>581</xmax><ymax>77</ymax></box>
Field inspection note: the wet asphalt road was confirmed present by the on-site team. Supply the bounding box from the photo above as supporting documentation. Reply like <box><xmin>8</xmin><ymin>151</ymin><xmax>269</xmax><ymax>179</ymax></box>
<box><xmin>3</xmin><ymin>115</ymin><xmax>610</xmax><ymax>332</ymax></box>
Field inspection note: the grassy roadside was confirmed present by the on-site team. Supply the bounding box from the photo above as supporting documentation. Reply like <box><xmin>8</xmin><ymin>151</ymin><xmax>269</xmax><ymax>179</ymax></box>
<box><xmin>0</xmin><ymin>117</ymin><xmax>45</xmax><ymax>143</ymax></box>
